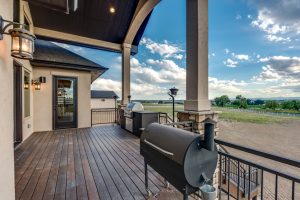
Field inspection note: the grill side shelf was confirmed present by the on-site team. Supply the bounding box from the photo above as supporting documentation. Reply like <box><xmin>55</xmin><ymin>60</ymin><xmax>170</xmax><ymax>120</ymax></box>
<box><xmin>143</xmin><ymin>139</ymin><xmax>174</xmax><ymax>157</ymax></box>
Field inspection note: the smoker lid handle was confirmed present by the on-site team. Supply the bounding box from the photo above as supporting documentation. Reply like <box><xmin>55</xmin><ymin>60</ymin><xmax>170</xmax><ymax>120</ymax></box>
<box><xmin>144</xmin><ymin>139</ymin><xmax>174</xmax><ymax>157</ymax></box>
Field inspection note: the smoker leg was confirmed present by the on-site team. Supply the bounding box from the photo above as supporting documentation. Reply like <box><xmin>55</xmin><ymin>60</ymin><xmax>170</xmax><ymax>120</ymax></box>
<box><xmin>183</xmin><ymin>193</ymin><xmax>188</xmax><ymax>200</ymax></box>
<box><xmin>145</xmin><ymin>161</ymin><xmax>152</xmax><ymax>197</ymax></box>
<box><xmin>183</xmin><ymin>186</ymin><xmax>189</xmax><ymax>200</ymax></box>
<box><xmin>164</xmin><ymin>178</ymin><xmax>170</xmax><ymax>189</ymax></box>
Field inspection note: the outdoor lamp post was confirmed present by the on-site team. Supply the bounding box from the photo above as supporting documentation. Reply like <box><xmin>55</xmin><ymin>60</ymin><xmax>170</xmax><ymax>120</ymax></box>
<box><xmin>0</xmin><ymin>16</ymin><xmax>36</xmax><ymax>60</ymax></box>
<box><xmin>168</xmin><ymin>87</ymin><xmax>179</xmax><ymax>122</ymax></box>
<box><xmin>128</xmin><ymin>95</ymin><xmax>131</xmax><ymax>103</ymax></box>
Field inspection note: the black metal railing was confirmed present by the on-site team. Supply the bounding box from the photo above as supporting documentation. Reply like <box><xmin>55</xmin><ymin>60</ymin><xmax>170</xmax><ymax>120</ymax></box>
<box><xmin>216</xmin><ymin>139</ymin><xmax>300</xmax><ymax>200</ymax></box>
<box><xmin>91</xmin><ymin>108</ymin><xmax>118</xmax><ymax>126</ymax></box>
<box><xmin>163</xmin><ymin>121</ymin><xmax>300</xmax><ymax>200</ymax></box>
<box><xmin>159</xmin><ymin>112</ymin><xmax>173</xmax><ymax>124</ymax></box>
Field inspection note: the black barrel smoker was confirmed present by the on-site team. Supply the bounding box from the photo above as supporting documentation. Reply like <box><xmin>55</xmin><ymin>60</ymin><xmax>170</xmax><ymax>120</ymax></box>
<box><xmin>140</xmin><ymin>122</ymin><xmax>218</xmax><ymax>200</ymax></box>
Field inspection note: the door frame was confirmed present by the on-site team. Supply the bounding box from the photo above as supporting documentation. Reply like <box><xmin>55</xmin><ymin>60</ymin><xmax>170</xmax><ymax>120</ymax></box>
<box><xmin>52</xmin><ymin>76</ymin><xmax>78</xmax><ymax>130</ymax></box>
<box><xmin>13</xmin><ymin>60</ymin><xmax>23</xmax><ymax>145</ymax></box>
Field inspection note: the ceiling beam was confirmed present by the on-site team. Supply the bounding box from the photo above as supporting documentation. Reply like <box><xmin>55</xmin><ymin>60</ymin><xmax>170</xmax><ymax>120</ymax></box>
<box><xmin>124</xmin><ymin>0</ymin><xmax>161</xmax><ymax>45</ymax></box>
<box><xmin>34</xmin><ymin>27</ymin><xmax>123</xmax><ymax>52</ymax></box>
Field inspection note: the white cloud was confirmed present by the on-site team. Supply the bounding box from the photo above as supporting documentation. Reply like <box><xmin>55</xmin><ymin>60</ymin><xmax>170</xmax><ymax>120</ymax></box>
<box><xmin>91</xmin><ymin>78</ymin><xmax>167</xmax><ymax>99</ymax></box>
<box><xmin>223</xmin><ymin>59</ymin><xmax>238</xmax><ymax>68</ymax></box>
<box><xmin>252</xmin><ymin>65</ymin><xmax>281</xmax><ymax>82</ymax></box>
<box><xmin>259</xmin><ymin>57</ymin><xmax>270</xmax><ymax>62</ymax></box>
<box><xmin>225</xmin><ymin>49</ymin><xmax>230</xmax><ymax>54</ymax></box>
<box><xmin>209</xmin><ymin>77</ymin><xmax>248</xmax><ymax>98</ymax></box>
<box><xmin>266</xmin><ymin>34</ymin><xmax>291</xmax><ymax>43</ymax></box>
<box><xmin>234</xmin><ymin>54</ymin><xmax>250</xmax><ymax>61</ymax></box>
<box><xmin>140</xmin><ymin>38</ymin><xmax>184</xmax><ymax>60</ymax></box>
<box><xmin>250</xmin><ymin>1</ymin><xmax>300</xmax><ymax>43</ymax></box>
<box><xmin>92</xmin><ymin>78</ymin><xmax>121</xmax><ymax>93</ymax></box>
<box><xmin>251</xmin><ymin>9</ymin><xmax>288</xmax><ymax>35</ymax></box>
<box><xmin>253</xmin><ymin>56</ymin><xmax>300</xmax><ymax>82</ymax></box>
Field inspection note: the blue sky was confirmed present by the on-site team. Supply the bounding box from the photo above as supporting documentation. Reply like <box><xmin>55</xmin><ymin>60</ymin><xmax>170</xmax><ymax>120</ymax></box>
<box><xmin>59</xmin><ymin>0</ymin><xmax>300</xmax><ymax>100</ymax></box>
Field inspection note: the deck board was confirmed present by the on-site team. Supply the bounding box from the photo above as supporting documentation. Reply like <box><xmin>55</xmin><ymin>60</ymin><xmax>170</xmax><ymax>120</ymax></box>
<box><xmin>15</xmin><ymin>125</ymin><xmax>184</xmax><ymax>200</ymax></box>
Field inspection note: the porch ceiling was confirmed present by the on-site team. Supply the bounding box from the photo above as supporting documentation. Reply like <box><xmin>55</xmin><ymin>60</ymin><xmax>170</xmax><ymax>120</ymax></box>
<box><xmin>28</xmin><ymin>0</ymin><xmax>151</xmax><ymax>52</ymax></box>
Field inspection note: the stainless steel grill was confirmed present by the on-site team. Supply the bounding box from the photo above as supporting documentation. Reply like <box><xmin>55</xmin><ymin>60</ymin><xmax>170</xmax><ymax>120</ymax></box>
<box><xmin>140</xmin><ymin>122</ymin><xmax>218</xmax><ymax>200</ymax></box>
<box><xmin>124</xmin><ymin>102</ymin><xmax>144</xmax><ymax>132</ymax></box>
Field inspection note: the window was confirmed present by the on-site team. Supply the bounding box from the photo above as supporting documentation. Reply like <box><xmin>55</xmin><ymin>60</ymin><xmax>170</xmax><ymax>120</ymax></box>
<box><xmin>24</xmin><ymin>71</ymin><xmax>30</xmax><ymax>117</ymax></box>
<box><xmin>24</xmin><ymin>16</ymin><xmax>30</xmax><ymax>31</ymax></box>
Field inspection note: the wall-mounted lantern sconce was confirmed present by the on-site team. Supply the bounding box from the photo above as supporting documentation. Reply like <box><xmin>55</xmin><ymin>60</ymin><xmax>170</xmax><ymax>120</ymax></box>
<box><xmin>32</xmin><ymin>77</ymin><xmax>46</xmax><ymax>90</ymax></box>
<box><xmin>0</xmin><ymin>15</ymin><xmax>36</xmax><ymax>60</ymax></box>
<box><xmin>24</xmin><ymin>81</ymin><xmax>30</xmax><ymax>90</ymax></box>
<box><xmin>32</xmin><ymin>80</ymin><xmax>41</xmax><ymax>90</ymax></box>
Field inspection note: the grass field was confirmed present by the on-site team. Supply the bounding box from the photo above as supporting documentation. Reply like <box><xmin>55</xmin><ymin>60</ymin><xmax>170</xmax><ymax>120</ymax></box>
<box><xmin>143</xmin><ymin>104</ymin><xmax>300</xmax><ymax>124</ymax></box>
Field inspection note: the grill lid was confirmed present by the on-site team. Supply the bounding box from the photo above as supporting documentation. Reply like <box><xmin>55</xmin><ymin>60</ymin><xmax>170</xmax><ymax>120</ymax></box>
<box><xmin>141</xmin><ymin>123</ymin><xmax>199</xmax><ymax>165</ymax></box>
<box><xmin>126</xmin><ymin>102</ymin><xmax>144</xmax><ymax>112</ymax></box>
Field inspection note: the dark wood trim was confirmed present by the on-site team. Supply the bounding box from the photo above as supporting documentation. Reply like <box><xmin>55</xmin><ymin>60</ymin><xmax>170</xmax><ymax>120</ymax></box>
<box><xmin>52</xmin><ymin>76</ymin><xmax>78</xmax><ymax>130</ymax></box>
<box><xmin>13</xmin><ymin>60</ymin><xmax>23</xmax><ymax>146</ymax></box>
<box><xmin>13</xmin><ymin>0</ymin><xmax>20</xmax><ymax>23</ymax></box>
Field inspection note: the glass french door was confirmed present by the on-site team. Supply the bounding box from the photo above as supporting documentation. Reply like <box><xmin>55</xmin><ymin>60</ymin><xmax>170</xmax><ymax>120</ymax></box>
<box><xmin>53</xmin><ymin>76</ymin><xmax>77</xmax><ymax>129</ymax></box>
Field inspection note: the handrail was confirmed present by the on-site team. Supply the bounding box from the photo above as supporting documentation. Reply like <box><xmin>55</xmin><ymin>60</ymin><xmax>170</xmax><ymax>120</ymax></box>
<box><xmin>218</xmin><ymin>151</ymin><xmax>300</xmax><ymax>183</ymax></box>
<box><xmin>158</xmin><ymin>112</ymin><xmax>173</xmax><ymax>124</ymax></box>
<box><xmin>215</xmin><ymin>138</ymin><xmax>300</xmax><ymax>168</ymax></box>
<box><xmin>91</xmin><ymin>108</ymin><xmax>118</xmax><ymax>126</ymax></box>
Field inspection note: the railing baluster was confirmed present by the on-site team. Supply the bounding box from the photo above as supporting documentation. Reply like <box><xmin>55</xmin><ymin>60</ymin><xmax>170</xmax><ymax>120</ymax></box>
<box><xmin>261</xmin><ymin>170</ymin><xmax>264</xmax><ymax>200</ymax></box>
<box><xmin>227</xmin><ymin>158</ymin><xmax>230</xmax><ymax>200</ymax></box>
<box><xmin>237</xmin><ymin>161</ymin><xmax>240</xmax><ymax>200</ymax></box>
<box><xmin>219</xmin><ymin>155</ymin><xmax>222</xmax><ymax>200</ymax></box>
<box><xmin>243</xmin><ymin>171</ymin><xmax>246</xmax><ymax>197</ymax></box>
<box><xmin>275</xmin><ymin>174</ymin><xmax>278</xmax><ymax>200</ymax></box>
<box><xmin>292</xmin><ymin>180</ymin><xmax>295</xmax><ymax>200</ymax></box>
<box><xmin>248</xmin><ymin>165</ymin><xmax>251</xmax><ymax>200</ymax></box>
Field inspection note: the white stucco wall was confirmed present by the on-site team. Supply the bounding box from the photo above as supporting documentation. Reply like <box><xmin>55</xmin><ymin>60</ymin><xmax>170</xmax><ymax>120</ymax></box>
<box><xmin>0</xmin><ymin>0</ymin><xmax>16</xmax><ymax>199</ymax></box>
<box><xmin>91</xmin><ymin>98</ymin><xmax>115</xmax><ymax>109</ymax></box>
<box><xmin>33</xmin><ymin>67</ymin><xmax>91</xmax><ymax>132</ymax></box>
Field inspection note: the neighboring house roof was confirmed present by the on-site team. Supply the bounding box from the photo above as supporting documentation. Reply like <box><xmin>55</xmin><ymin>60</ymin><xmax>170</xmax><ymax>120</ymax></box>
<box><xmin>91</xmin><ymin>90</ymin><xmax>119</xmax><ymax>99</ymax></box>
<box><xmin>30</xmin><ymin>39</ymin><xmax>108</xmax><ymax>82</ymax></box>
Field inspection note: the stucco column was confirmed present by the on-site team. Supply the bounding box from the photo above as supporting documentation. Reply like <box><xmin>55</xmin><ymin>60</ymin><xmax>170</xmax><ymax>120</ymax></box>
<box><xmin>121</xmin><ymin>43</ymin><xmax>131</xmax><ymax>105</ymax></box>
<box><xmin>184</xmin><ymin>0</ymin><xmax>211</xmax><ymax>111</ymax></box>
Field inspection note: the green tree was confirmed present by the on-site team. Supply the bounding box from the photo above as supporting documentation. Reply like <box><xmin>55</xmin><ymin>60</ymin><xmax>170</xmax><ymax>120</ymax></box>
<box><xmin>281</xmin><ymin>100</ymin><xmax>300</xmax><ymax>110</ymax></box>
<box><xmin>233</xmin><ymin>95</ymin><xmax>248</xmax><ymax>109</ymax></box>
<box><xmin>265</xmin><ymin>100</ymin><xmax>279</xmax><ymax>110</ymax></box>
<box><xmin>214</xmin><ymin>95</ymin><xmax>230</xmax><ymax>107</ymax></box>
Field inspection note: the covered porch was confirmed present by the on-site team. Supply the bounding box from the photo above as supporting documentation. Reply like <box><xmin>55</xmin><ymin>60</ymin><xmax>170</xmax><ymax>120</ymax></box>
<box><xmin>14</xmin><ymin>125</ymin><xmax>186</xmax><ymax>200</ymax></box>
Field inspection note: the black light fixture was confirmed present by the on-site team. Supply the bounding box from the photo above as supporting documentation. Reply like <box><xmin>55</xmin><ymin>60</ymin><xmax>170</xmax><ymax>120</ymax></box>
<box><xmin>169</xmin><ymin>87</ymin><xmax>179</xmax><ymax>96</ymax></box>
<box><xmin>128</xmin><ymin>95</ymin><xmax>131</xmax><ymax>103</ymax></box>
<box><xmin>168</xmin><ymin>87</ymin><xmax>179</xmax><ymax>122</ymax></box>
<box><xmin>0</xmin><ymin>16</ymin><xmax>36</xmax><ymax>60</ymax></box>
<box><xmin>39</xmin><ymin>76</ymin><xmax>46</xmax><ymax>83</ymax></box>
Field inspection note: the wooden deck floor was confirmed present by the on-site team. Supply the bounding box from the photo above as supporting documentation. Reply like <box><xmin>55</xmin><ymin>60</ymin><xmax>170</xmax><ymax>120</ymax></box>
<box><xmin>15</xmin><ymin>125</ymin><xmax>183</xmax><ymax>200</ymax></box>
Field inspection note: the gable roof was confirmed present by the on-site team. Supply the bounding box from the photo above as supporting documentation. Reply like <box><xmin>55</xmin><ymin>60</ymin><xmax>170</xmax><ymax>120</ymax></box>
<box><xmin>30</xmin><ymin>39</ymin><xmax>108</xmax><ymax>82</ymax></box>
<box><xmin>91</xmin><ymin>90</ymin><xmax>119</xmax><ymax>99</ymax></box>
